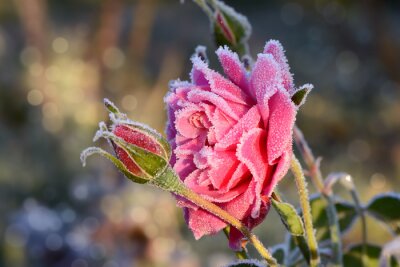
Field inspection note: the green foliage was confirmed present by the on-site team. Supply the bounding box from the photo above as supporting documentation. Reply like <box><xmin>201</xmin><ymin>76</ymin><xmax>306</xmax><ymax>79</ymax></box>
<box><xmin>366</xmin><ymin>193</ymin><xmax>400</xmax><ymax>234</ymax></box>
<box><xmin>272</xmin><ymin>199</ymin><xmax>305</xmax><ymax>236</ymax></box>
<box><xmin>310</xmin><ymin>195</ymin><xmax>357</xmax><ymax>241</ymax></box>
<box><xmin>343</xmin><ymin>244</ymin><xmax>399</xmax><ymax>267</ymax></box>
<box><xmin>271</xmin><ymin>245</ymin><xmax>285</xmax><ymax>265</ymax></box>
<box><xmin>291</xmin><ymin>85</ymin><xmax>311</xmax><ymax>106</ymax></box>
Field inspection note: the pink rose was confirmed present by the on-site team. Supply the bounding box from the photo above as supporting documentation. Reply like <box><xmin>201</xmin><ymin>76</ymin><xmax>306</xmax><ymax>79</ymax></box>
<box><xmin>165</xmin><ymin>40</ymin><xmax>300</xmax><ymax>249</ymax></box>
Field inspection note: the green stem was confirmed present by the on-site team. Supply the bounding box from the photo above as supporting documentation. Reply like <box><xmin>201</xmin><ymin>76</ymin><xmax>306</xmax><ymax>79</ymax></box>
<box><xmin>152</xmin><ymin>167</ymin><xmax>278</xmax><ymax>266</ymax></box>
<box><xmin>350</xmin><ymin>189</ymin><xmax>368</xmax><ymax>266</ymax></box>
<box><xmin>293</xmin><ymin>126</ymin><xmax>342</xmax><ymax>266</ymax></box>
<box><xmin>290</xmin><ymin>156</ymin><xmax>320</xmax><ymax>267</ymax></box>
<box><xmin>192</xmin><ymin>0</ymin><xmax>213</xmax><ymax>19</ymax></box>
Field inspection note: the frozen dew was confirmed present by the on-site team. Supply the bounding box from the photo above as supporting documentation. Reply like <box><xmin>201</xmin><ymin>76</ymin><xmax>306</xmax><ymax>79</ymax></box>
<box><xmin>52</xmin><ymin>37</ymin><xmax>69</xmax><ymax>54</ymax></box>
<box><xmin>281</xmin><ymin>3</ymin><xmax>304</xmax><ymax>26</ymax></box>
<box><xmin>370</xmin><ymin>173</ymin><xmax>387</xmax><ymax>190</ymax></box>
<box><xmin>45</xmin><ymin>233</ymin><xmax>63</xmax><ymax>251</ymax></box>
<box><xmin>27</xmin><ymin>89</ymin><xmax>44</xmax><ymax>106</ymax></box>
<box><xmin>121</xmin><ymin>94</ymin><xmax>138</xmax><ymax>111</ymax></box>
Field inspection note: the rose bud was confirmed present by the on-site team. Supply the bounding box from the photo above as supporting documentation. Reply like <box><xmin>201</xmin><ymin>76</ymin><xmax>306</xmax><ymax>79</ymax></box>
<box><xmin>81</xmin><ymin>99</ymin><xmax>171</xmax><ymax>184</ymax></box>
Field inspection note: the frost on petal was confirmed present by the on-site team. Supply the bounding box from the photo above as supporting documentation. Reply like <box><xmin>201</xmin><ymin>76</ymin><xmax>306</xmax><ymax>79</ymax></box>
<box><xmin>190</xmin><ymin>56</ymin><xmax>210</xmax><ymax>86</ymax></box>
<box><xmin>211</xmin><ymin>108</ymin><xmax>237</xmax><ymax>142</ymax></box>
<box><xmin>174</xmin><ymin>132</ymin><xmax>207</xmax><ymax>156</ymax></box>
<box><xmin>216</xmin><ymin>46</ymin><xmax>249</xmax><ymax>94</ymax></box>
<box><xmin>224</xmin><ymin>162</ymin><xmax>250</xmax><ymax>191</ymax></box>
<box><xmin>267</xmin><ymin>89</ymin><xmax>296</xmax><ymax>164</ymax></box>
<box><xmin>236</xmin><ymin>128</ymin><xmax>268</xmax><ymax>218</ymax></box>
<box><xmin>185</xmin><ymin>169</ymin><xmax>247</xmax><ymax>203</ymax></box>
<box><xmin>215</xmin><ymin>106</ymin><xmax>261</xmax><ymax>151</ymax></box>
<box><xmin>173</xmin><ymin>155</ymin><xmax>196</xmax><ymax>181</ymax></box>
<box><xmin>249</xmin><ymin>54</ymin><xmax>281</xmax><ymax>125</ymax></box>
<box><xmin>185</xmin><ymin>207</ymin><xmax>226</xmax><ymax>240</ymax></box>
<box><xmin>264</xmin><ymin>40</ymin><xmax>294</xmax><ymax>93</ymax></box>
<box><xmin>174</xmin><ymin>105</ymin><xmax>205</xmax><ymax>139</ymax></box>
<box><xmin>208</xmin><ymin>150</ymin><xmax>239</xmax><ymax>189</ymax></box>
<box><xmin>113</xmin><ymin>125</ymin><xmax>164</xmax><ymax>157</ymax></box>
<box><xmin>262</xmin><ymin>144</ymin><xmax>292</xmax><ymax>197</ymax></box>
<box><xmin>208</xmin><ymin>70</ymin><xmax>252</xmax><ymax>105</ymax></box>
<box><xmin>187</xmin><ymin>89</ymin><xmax>240</xmax><ymax>120</ymax></box>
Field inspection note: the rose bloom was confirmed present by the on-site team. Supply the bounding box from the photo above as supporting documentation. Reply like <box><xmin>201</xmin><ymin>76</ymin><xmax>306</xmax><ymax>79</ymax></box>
<box><xmin>165</xmin><ymin>40</ymin><xmax>301</xmax><ymax>249</ymax></box>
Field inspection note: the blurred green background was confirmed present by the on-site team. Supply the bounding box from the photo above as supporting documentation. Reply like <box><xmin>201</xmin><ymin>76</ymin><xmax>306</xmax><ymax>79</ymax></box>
<box><xmin>0</xmin><ymin>0</ymin><xmax>399</xmax><ymax>266</ymax></box>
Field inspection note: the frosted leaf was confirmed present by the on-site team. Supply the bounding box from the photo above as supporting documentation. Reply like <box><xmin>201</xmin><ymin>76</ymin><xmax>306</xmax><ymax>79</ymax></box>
<box><xmin>291</xmin><ymin>83</ymin><xmax>313</xmax><ymax>106</ymax></box>
<box><xmin>222</xmin><ymin>259</ymin><xmax>266</xmax><ymax>267</ymax></box>
<box><xmin>380</xmin><ymin>237</ymin><xmax>400</xmax><ymax>266</ymax></box>
<box><xmin>195</xmin><ymin>45</ymin><xmax>208</xmax><ymax>63</ymax></box>
<box><xmin>103</xmin><ymin>98</ymin><xmax>120</xmax><ymax>114</ymax></box>
<box><xmin>80</xmin><ymin>146</ymin><xmax>103</xmax><ymax>167</ymax></box>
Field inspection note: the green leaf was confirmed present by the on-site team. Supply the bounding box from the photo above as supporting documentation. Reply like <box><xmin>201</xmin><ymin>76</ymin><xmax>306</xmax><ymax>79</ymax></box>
<box><xmin>272</xmin><ymin>199</ymin><xmax>305</xmax><ymax>236</ymax></box>
<box><xmin>291</xmin><ymin>84</ymin><xmax>312</xmax><ymax>106</ymax></box>
<box><xmin>271</xmin><ymin>245</ymin><xmax>285</xmax><ymax>265</ymax></box>
<box><xmin>343</xmin><ymin>244</ymin><xmax>399</xmax><ymax>267</ymax></box>
<box><xmin>80</xmin><ymin>147</ymin><xmax>149</xmax><ymax>184</ymax></box>
<box><xmin>223</xmin><ymin>259</ymin><xmax>266</xmax><ymax>267</ymax></box>
<box><xmin>366</xmin><ymin>193</ymin><xmax>400</xmax><ymax>234</ymax></box>
<box><xmin>310</xmin><ymin>195</ymin><xmax>357</xmax><ymax>241</ymax></box>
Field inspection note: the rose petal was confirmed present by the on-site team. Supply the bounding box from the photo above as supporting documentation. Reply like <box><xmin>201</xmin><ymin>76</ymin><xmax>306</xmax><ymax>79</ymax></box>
<box><xmin>264</xmin><ymin>40</ymin><xmax>294</xmax><ymax>93</ymax></box>
<box><xmin>185</xmin><ymin>169</ymin><xmax>248</xmax><ymax>203</ymax></box>
<box><xmin>216</xmin><ymin>46</ymin><xmax>249</xmax><ymax>94</ymax></box>
<box><xmin>267</xmin><ymin>89</ymin><xmax>296</xmax><ymax>164</ymax></box>
<box><xmin>184</xmin><ymin>207</ymin><xmax>226</xmax><ymax>240</ymax></box>
<box><xmin>250</xmin><ymin>53</ymin><xmax>281</xmax><ymax>125</ymax></box>
<box><xmin>263</xmin><ymin>143</ymin><xmax>292</xmax><ymax>197</ymax></box>
<box><xmin>215</xmin><ymin>106</ymin><xmax>261</xmax><ymax>151</ymax></box>
<box><xmin>236</xmin><ymin>128</ymin><xmax>268</xmax><ymax>218</ymax></box>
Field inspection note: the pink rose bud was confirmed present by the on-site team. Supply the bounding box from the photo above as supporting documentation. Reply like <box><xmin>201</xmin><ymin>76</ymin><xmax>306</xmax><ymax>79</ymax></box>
<box><xmin>165</xmin><ymin>40</ymin><xmax>312</xmax><ymax>250</ymax></box>
<box><xmin>81</xmin><ymin>99</ymin><xmax>171</xmax><ymax>184</ymax></box>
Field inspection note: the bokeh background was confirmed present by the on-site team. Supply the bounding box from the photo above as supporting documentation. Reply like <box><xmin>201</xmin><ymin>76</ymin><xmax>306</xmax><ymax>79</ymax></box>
<box><xmin>0</xmin><ymin>0</ymin><xmax>399</xmax><ymax>266</ymax></box>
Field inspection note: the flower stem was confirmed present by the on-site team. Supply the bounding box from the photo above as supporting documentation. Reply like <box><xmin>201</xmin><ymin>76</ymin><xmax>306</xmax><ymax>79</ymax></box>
<box><xmin>152</xmin><ymin>167</ymin><xmax>278</xmax><ymax>266</ymax></box>
<box><xmin>293</xmin><ymin>126</ymin><xmax>343</xmax><ymax>266</ymax></box>
<box><xmin>290</xmin><ymin>156</ymin><xmax>320</xmax><ymax>267</ymax></box>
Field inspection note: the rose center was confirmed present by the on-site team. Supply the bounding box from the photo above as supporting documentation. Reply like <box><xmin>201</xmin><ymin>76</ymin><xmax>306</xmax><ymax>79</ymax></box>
<box><xmin>189</xmin><ymin>112</ymin><xmax>211</xmax><ymax>129</ymax></box>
